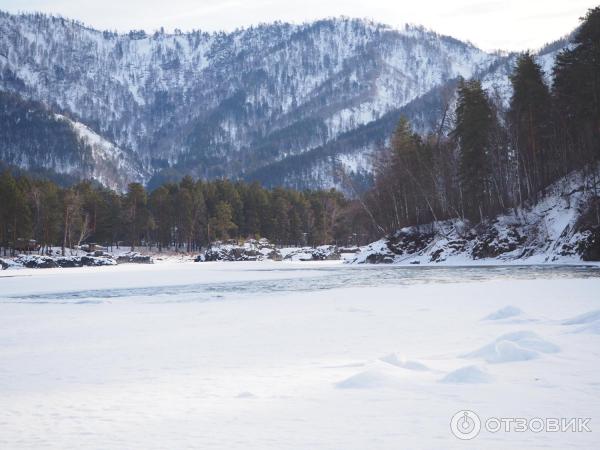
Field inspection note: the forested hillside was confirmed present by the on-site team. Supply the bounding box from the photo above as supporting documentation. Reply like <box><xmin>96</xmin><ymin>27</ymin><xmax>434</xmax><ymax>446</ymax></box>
<box><xmin>354</xmin><ymin>7</ymin><xmax>600</xmax><ymax>263</ymax></box>
<box><xmin>1</xmin><ymin>8</ymin><xmax>598</xmax><ymax>261</ymax></box>
<box><xmin>0</xmin><ymin>91</ymin><xmax>145</xmax><ymax>190</ymax></box>
<box><xmin>0</xmin><ymin>11</ymin><xmax>505</xmax><ymax>189</ymax></box>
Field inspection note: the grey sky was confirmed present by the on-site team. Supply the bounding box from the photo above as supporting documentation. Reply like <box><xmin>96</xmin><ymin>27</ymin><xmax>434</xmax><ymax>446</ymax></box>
<box><xmin>0</xmin><ymin>0</ymin><xmax>596</xmax><ymax>51</ymax></box>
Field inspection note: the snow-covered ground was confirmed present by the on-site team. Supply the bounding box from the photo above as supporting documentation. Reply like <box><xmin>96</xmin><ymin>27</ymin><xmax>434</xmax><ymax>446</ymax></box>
<box><xmin>1</xmin><ymin>262</ymin><xmax>599</xmax><ymax>449</ymax></box>
<box><xmin>353</xmin><ymin>166</ymin><xmax>600</xmax><ymax>265</ymax></box>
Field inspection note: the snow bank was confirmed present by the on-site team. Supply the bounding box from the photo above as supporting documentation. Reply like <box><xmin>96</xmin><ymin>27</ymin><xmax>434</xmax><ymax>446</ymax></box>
<box><xmin>352</xmin><ymin>167</ymin><xmax>600</xmax><ymax>265</ymax></box>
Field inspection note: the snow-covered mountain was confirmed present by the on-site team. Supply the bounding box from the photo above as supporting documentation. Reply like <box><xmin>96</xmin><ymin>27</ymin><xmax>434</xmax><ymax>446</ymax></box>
<box><xmin>0</xmin><ymin>90</ymin><xmax>145</xmax><ymax>190</ymax></box>
<box><xmin>0</xmin><ymin>10</ymin><xmax>567</xmax><ymax>190</ymax></box>
<box><xmin>268</xmin><ymin>40</ymin><xmax>569</xmax><ymax>192</ymax></box>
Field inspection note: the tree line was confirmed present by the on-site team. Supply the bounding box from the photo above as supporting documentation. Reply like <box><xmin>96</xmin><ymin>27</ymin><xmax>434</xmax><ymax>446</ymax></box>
<box><xmin>0</xmin><ymin>174</ymin><xmax>362</xmax><ymax>256</ymax></box>
<box><xmin>364</xmin><ymin>7</ymin><xmax>600</xmax><ymax>233</ymax></box>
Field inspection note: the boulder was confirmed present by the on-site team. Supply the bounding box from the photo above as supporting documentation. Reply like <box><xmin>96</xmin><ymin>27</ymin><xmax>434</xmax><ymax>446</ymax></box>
<box><xmin>81</xmin><ymin>255</ymin><xmax>117</xmax><ymax>266</ymax></box>
<box><xmin>387</xmin><ymin>228</ymin><xmax>434</xmax><ymax>256</ymax></box>
<box><xmin>116</xmin><ymin>252</ymin><xmax>153</xmax><ymax>264</ymax></box>
<box><xmin>200</xmin><ymin>239</ymin><xmax>283</xmax><ymax>262</ymax></box>
<box><xmin>579</xmin><ymin>227</ymin><xmax>600</xmax><ymax>261</ymax></box>
<box><xmin>15</xmin><ymin>255</ymin><xmax>58</xmax><ymax>269</ymax></box>
<box><xmin>311</xmin><ymin>245</ymin><xmax>341</xmax><ymax>260</ymax></box>
<box><xmin>365</xmin><ymin>253</ymin><xmax>394</xmax><ymax>264</ymax></box>
<box><xmin>471</xmin><ymin>225</ymin><xmax>525</xmax><ymax>259</ymax></box>
<box><xmin>55</xmin><ymin>257</ymin><xmax>83</xmax><ymax>268</ymax></box>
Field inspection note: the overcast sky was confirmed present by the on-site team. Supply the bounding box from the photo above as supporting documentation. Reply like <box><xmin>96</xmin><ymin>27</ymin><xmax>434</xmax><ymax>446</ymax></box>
<box><xmin>0</xmin><ymin>0</ymin><xmax>596</xmax><ymax>51</ymax></box>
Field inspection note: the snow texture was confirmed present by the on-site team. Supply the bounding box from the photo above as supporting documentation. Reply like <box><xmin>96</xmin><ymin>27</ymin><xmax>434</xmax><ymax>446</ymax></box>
<box><xmin>0</xmin><ymin>262</ymin><xmax>599</xmax><ymax>448</ymax></box>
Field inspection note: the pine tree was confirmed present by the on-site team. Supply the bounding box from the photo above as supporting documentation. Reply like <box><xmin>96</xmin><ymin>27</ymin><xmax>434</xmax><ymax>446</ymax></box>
<box><xmin>553</xmin><ymin>7</ymin><xmax>600</xmax><ymax>167</ymax></box>
<box><xmin>452</xmin><ymin>79</ymin><xmax>494</xmax><ymax>222</ymax></box>
<box><xmin>149</xmin><ymin>185</ymin><xmax>172</xmax><ymax>251</ymax></box>
<box><xmin>0</xmin><ymin>171</ymin><xmax>30</xmax><ymax>255</ymax></box>
<box><xmin>390</xmin><ymin>117</ymin><xmax>437</xmax><ymax>226</ymax></box>
<box><xmin>509</xmin><ymin>52</ymin><xmax>553</xmax><ymax>201</ymax></box>
<box><xmin>124</xmin><ymin>183</ymin><xmax>148</xmax><ymax>251</ymax></box>
<box><xmin>210</xmin><ymin>201</ymin><xmax>237</xmax><ymax>241</ymax></box>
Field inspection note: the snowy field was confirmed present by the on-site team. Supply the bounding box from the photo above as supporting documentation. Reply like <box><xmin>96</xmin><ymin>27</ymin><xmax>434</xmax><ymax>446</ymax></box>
<box><xmin>1</xmin><ymin>262</ymin><xmax>600</xmax><ymax>449</ymax></box>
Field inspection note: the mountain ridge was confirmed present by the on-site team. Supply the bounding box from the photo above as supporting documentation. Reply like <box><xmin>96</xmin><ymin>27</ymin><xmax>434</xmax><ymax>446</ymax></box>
<box><xmin>0</xmin><ymin>10</ymin><xmax>569</xmax><ymax>191</ymax></box>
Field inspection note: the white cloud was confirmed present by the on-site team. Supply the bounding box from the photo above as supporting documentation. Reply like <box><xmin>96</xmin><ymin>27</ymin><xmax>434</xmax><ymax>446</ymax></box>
<box><xmin>0</xmin><ymin>0</ymin><xmax>596</xmax><ymax>51</ymax></box>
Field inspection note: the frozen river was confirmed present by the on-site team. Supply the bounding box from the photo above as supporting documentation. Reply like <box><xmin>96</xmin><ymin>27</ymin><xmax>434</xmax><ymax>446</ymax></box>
<box><xmin>1</xmin><ymin>262</ymin><xmax>600</xmax><ymax>449</ymax></box>
<box><xmin>3</xmin><ymin>262</ymin><xmax>600</xmax><ymax>303</ymax></box>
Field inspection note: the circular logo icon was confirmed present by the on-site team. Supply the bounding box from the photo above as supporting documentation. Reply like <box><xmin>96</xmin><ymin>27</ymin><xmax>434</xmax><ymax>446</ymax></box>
<box><xmin>450</xmin><ymin>410</ymin><xmax>481</xmax><ymax>440</ymax></box>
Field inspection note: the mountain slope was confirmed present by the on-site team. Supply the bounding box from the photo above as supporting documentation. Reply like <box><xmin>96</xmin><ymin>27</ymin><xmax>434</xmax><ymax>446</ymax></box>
<box><xmin>0</xmin><ymin>90</ymin><xmax>145</xmax><ymax>190</ymax></box>
<box><xmin>0</xmin><ymin>11</ymin><xmax>572</xmax><ymax>191</ymax></box>
<box><xmin>0</xmin><ymin>11</ymin><xmax>501</xmax><ymax>187</ymax></box>
<box><xmin>254</xmin><ymin>39</ymin><xmax>569</xmax><ymax>192</ymax></box>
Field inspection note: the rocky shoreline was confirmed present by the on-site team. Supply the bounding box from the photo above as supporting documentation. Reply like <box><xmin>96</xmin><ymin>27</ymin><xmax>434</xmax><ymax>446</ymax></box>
<box><xmin>0</xmin><ymin>251</ymin><xmax>153</xmax><ymax>270</ymax></box>
<box><xmin>196</xmin><ymin>239</ymin><xmax>343</xmax><ymax>263</ymax></box>
<box><xmin>351</xmin><ymin>170</ymin><xmax>600</xmax><ymax>265</ymax></box>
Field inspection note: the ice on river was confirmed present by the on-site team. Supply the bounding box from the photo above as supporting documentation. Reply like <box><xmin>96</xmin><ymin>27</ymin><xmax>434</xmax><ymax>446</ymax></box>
<box><xmin>1</xmin><ymin>261</ymin><xmax>599</xmax><ymax>449</ymax></box>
